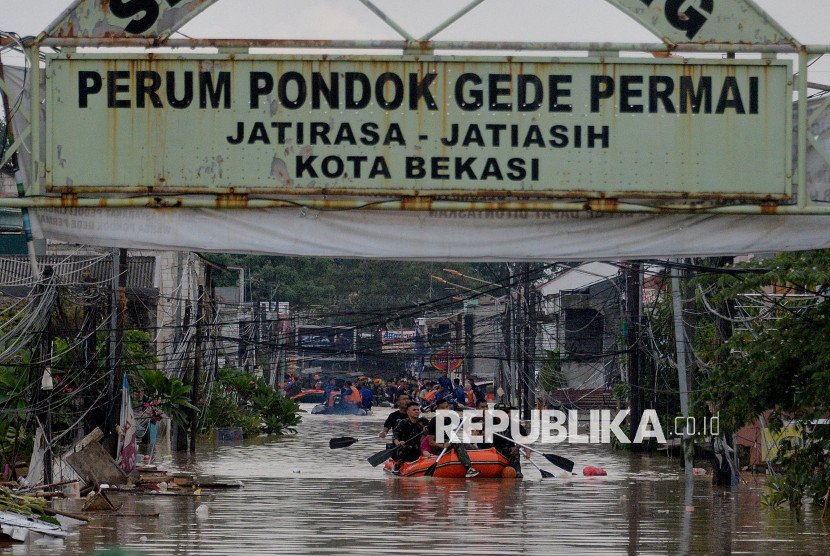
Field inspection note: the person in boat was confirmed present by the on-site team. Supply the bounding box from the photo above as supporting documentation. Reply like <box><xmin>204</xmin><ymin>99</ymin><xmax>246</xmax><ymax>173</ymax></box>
<box><xmin>453</xmin><ymin>378</ymin><xmax>467</xmax><ymax>408</ymax></box>
<box><xmin>380</xmin><ymin>393</ymin><xmax>411</xmax><ymax>438</ymax></box>
<box><xmin>341</xmin><ymin>381</ymin><xmax>363</xmax><ymax>407</ymax></box>
<box><xmin>437</xmin><ymin>370</ymin><xmax>453</xmax><ymax>391</ymax></box>
<box><xmin>324</xmin><ymin>378</ymin><xmax>339</xmax><ymax>407</ymax></box>
<box><xmin>392</xmin><ymin>402</ymin><xmax>426</xmax><ymax>471</ymax></box>
<box><xmin>314</xmin><ymin>375</ymin><xmax>324</xmax><ymax>390</ymax></box>
<box><xmin>421</xmin><ymin>383</ymin><xmax>441</xmax><ymax>408</ymax></box>
<box><xmin>358</xmin><ymin>381</ymin><xmax>374</xmax><ymax>412</ymax></box>
<box><xmin>492</xmin><ymin>402</ymin><xmax>530</xmax><ymax>478</ymax></box>
<box><xmin>426</xmin><ymin>397</ymin><xmax>480</xmax><ymax>478</ymax></box>
<box><xmin>472</xmin><ymin>398</ymin><xmax>493</xmax><ymax>449</ymax></box>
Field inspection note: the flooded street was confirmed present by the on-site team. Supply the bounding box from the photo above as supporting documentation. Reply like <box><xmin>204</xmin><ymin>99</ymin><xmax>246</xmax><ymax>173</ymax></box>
<box><xmin>12</xmin><ymin>405</ymin><xmax>830</xmax><ymax>555</ymax></box>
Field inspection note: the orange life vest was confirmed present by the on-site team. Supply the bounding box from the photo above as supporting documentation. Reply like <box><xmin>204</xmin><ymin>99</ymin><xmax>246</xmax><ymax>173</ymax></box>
<box><xmin>344</xmin><ymin>386</ymin><xmax>362</xmax><ymax>404</ymax></box>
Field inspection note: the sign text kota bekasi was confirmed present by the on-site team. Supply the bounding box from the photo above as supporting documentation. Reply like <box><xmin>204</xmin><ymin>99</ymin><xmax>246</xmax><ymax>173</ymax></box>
<box><xmin>46</xmin><ymin>55</ymin><xmax>791</xmax><ymax>199</ymax></box>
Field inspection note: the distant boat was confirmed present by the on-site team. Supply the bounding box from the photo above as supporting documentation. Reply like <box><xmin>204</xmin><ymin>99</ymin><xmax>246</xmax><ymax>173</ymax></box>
<box><xmin>291</xmin><ymin>389</ymin><xmax>327</xmax><ymax>404</ymax></box>
<box><xmin>310</xmin><ymin>400</ymin><xmax>368</xmax><ymax>416</ymax></box>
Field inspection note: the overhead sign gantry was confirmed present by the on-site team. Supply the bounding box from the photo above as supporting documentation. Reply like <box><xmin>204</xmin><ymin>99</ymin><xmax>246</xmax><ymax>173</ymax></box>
<box><xmin>2</xmin><ymin>0</ymin><xmax>830</xmax><ymax>261</ymax></box>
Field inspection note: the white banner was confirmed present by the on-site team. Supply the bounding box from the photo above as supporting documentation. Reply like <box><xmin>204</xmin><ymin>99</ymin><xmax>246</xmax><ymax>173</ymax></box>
<box><xmin>28</xmin><ymin>207</ymin><xmax>830</xmax><ymax>261</ymax></box>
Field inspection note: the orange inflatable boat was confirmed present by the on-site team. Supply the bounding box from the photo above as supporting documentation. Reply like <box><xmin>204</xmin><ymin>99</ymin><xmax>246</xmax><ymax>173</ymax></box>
<box><xmin>383</xmin><ymin>448</ymin><xmax>512</xmax><ymax>478</ymax></box>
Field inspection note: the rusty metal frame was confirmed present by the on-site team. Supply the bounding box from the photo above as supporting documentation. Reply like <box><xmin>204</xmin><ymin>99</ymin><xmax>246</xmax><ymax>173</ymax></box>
<box><xmin>3</xmin><ymin>33</ymin><xmax>830</xmax><ymax>214</ymax></box>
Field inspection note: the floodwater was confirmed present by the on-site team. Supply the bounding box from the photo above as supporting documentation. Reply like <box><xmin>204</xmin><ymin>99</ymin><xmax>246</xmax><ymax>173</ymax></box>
<box><xmin>8</xmin><ymin>404</ymin><xmax>830</xmax><ymax>555</ymax></box>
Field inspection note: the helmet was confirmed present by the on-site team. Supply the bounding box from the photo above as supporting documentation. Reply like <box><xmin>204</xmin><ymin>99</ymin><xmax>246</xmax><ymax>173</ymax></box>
<box><xmin>494</xmin><ymin>402</ymin><xmax>516</xmax><ymax>411</ymax></box>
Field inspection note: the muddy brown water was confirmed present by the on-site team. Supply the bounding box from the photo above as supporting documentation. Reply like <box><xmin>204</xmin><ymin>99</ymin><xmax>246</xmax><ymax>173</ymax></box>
<box><xmin>8</xmin><ymin>405</ymin><xmax>830</xmax><ymax>555</ymax></box>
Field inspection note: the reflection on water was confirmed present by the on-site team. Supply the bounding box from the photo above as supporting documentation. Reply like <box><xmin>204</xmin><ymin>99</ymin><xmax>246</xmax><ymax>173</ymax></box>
<box><xmin>9</xmin><ymin>404</ymin><xmax>830</xmax><ymax>555</ymax></box>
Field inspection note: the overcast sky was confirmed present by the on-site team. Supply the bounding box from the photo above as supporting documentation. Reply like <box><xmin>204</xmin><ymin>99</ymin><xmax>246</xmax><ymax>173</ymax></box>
<box><xmin>1</xmin><ymin>1</ymin><xmax>829</xmax><ymax>80</ymax></box>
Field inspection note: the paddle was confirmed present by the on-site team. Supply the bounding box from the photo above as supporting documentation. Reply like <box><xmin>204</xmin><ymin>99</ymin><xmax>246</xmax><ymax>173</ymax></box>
<box><xmin>523</xmin><ymin>455</ymin><xmax>555</xmax><ymax>479</ymax></box>
<box><xmin>329</xmin><ymin>435</ymin><xmax>380</xmax><ymax>450</ymax></box>
<box><xmin>493</xmin><ymin>432</ymin><xmax>575</xmax><ymax>473</ymax></box>
<box><xmin>424</xmin><ymin>415</ymin><xmax>466</xmax><ymax>477</ymax></box>
<box><xmin>366</xmin><ymin>430</ymin><xmax>425</xmax><ymax>467</ymax></box>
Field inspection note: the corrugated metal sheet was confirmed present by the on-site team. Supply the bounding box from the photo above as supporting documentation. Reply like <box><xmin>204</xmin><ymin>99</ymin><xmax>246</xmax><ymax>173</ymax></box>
<box><xmin>0</xmin><ymin>255</ymin><xmax>155</xmax><ymax>289</ymax></box>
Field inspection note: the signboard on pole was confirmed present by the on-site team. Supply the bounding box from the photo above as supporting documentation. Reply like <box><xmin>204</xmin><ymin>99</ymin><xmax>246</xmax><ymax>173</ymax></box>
<box><xmin>297</xmin><ymin>326</ymin><xmax>356</xmax><ymax>362</ymax></box>
<box><xmin>381</xmin><ymin>329</ymin><xmax>416</xmax><ymax>354</ymax></box>
<box><xmin>46</xmin><ymin>54</ymin><xmax>791</xmax><ymax>200</ymax></box>
<box><xmin>431</xmin><ymin>350</ymin><xmax>462</xmax><ymax>372</ymax></box>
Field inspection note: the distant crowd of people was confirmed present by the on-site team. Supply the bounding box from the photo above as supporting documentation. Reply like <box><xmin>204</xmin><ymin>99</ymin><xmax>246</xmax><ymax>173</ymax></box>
<box><xmin>304</xmin><ymin>369</ymin><xmax>489</xmax><ymax>414</ymax></box>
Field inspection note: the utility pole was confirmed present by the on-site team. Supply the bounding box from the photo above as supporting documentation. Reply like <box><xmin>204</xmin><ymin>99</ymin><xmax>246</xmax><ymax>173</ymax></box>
<box><xmin>106</xmin><ymin>249</ymin><xmax>127</xmax><ymax>453</ymax></box>
<box><xmin>671</xmin><ymin>260</ymin><xmax>694</xmax><ymax>477</ymax></box>
<box><xmin>35</xmin><ymin>267</ymin><xmax>55</xmax><ymax>486</ymax></box>
<box><xmin>176</xmin><ymin>301</ymin><xmax>191</xmax><ymax>452</ymax></box>
<box><xmin>521</xmin><ymin>263</ymin><xmax>533</xmax><ymax>420</ymax></box>
<box><xmin>626</xmin><ymin>262</ymin><xmax>644</xmax><ymax>451</ymax></box>
<box><xmin>463</xmin><ymin>314</ymin><xmax>474</xmax><ymax>388</ymax></box>
<box><xmin>81</xmin><ymin>271</ymin><xmax>98</xmax><ymax>437</ymax></box>
<box><xmin>190</xmin><ymin>273</ymin><xmax>206</xmax><ymax>453</ymax></box>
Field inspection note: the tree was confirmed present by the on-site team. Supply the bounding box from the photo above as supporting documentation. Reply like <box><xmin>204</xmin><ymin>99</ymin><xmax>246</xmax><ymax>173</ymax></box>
<box><xmin>696</xmin><ymin>250</ymin><xmax>830</xmax><ymax>512</ymax></box>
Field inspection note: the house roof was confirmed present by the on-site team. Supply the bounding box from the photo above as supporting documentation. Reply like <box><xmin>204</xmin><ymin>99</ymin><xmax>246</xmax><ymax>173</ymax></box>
<box><xmin>0</xmin><ymin>255</ymin><xmax>156</xmax><ymax>290</ymax></box>
<box><xmin>536</xmin><ymin>262</ymin><xmax>621</xmax><ymax>295</ymax></box>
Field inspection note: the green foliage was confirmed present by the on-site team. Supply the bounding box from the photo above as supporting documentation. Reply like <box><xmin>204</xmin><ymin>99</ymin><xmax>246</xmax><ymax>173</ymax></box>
<box><xmin>0</xmin><ymin>364</ymin><xmax>29</xmax><ymax>470</ymax></box>
<box><xmin>762</xmin><ymin>476</ymin><xmax>797</xmax><ymax>510</ymax></box>
<box><xmin>204</xmin><ymin>369</ymin><xmax>302</xmax><ymax>436</ymax></box>
<box><xmin>251</xmin><ymin>387</ymin><xmax>302</xmax><ymax>435</ymax></box>
<box><xmin>539</xmin><ymin>349</ymin><xmax>565</xmax><ymax>392</ymax></box>
<box><xmin>137</xmin><ymin>370</ymin><xmax>195</xmax><ymax>428</ymax></box>
<box><xmin>612</xmin><ymin>382</ymin><xmax>631</xmax><ymax>402</ymax></box>
<box><xmin>696</xmin><ymin>249</ymin><xmax>830</xmax><ymax>512</ymax></box>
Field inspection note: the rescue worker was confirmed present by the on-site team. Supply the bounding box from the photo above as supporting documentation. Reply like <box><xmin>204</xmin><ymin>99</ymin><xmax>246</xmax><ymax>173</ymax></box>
<box><xmin>324</xmin><ymin>378</ymin><xmax>339</xmax><ymax>407</ymax></box>
<box><xmin>472</xmin><ymin>398</ymin><xmax>493</xmax><ymax>449</ymax></box>
<box><xmin>492</xmin><ymin>403</ymin><xmax>530</xmax><ymax>478</ymax></box>
<box><xmin>453</xmin><ymin>378</ymin><xmax>466</xmax><ymax>407</ymax></box>
<box><xmin>341</xmin><ymin>381</ymin><xmax>362</xmax><ymax>407</ymax></box>
<box><xmin>392</xmin><ymin>402</ymin><xmax>426</xmax><ymax>472</ymax></box>
<box><xmin>426</xmin><ymin>397</ymin><xmax>480</xmax><ymax>477</ymax></box>
<box><xmin>380</xmin><ymin>393</ymin><xmax>411</xmax><ymax>438</ymax></box>
<box><xmin>437</xmin><ymin>369</ymin><xmax>453</xmax><ymax>391</ymax></box>
<box><xmin>358</xmin><ymin>381</ymin><xmax>374</xmax><ymax>411</ymax></box>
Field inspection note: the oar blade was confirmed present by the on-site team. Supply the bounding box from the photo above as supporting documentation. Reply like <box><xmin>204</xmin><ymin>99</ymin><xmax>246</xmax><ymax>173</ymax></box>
<box><xmin>424</xmin><ymin>458</ymin><xmax>439</xmax><ymax>477</ymax></box>
<box><xmin>367</xmin><ymin>446</ymin><xmax>396</xmax><ymax>467</ymax></box>
<box><xmin>542</xmin><ymin>453</ymin><xmax>574</xmax><ymax>473</ymax></box>
<box><xmin>329</xmin><ymin>437</ymin><xmax>359</xmax><ymax>449</ymax></box>
<box><xmin>539</xmin><ymin>469</ymin><xmax>555</xmax><ymax>479</ymax></box>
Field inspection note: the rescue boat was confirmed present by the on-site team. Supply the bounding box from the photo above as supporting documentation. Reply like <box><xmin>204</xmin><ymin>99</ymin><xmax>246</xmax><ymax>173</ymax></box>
<box><xmin>291</xmin><ymin>389</ymin><xmax>326</xmax><ymax>404</ymax></box>
<box><xmin>383</xmin><ymin>448</ymin><xmax>511</xmax><ymax>478</ymax></box>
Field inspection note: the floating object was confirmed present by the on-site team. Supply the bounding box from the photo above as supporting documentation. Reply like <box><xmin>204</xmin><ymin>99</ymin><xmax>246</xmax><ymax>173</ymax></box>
<box><xmin>685</xmin><ymin>506</ymin><xmax>695</xmax><ymax>512</ymax></box>
<box><xmin>383</xmin><ymin>448</ymin><xmax>510</xmax><ymax>478</ymax></box>
<box><xmin>61</xmin><ymin>482</ymin><xmax>80</xmax><ymax>500</ymax></box>
<box><xmin>293</xmin><ymin>468</ymin><xmax>301</xmax><ymax>474</ymax></box>
<box><xmin>583</xmin><ymin>466</ymin><xmax>608</xmax><ymax>476</ymax></box>
<box><xmin>693</xmin><ymin>468</ymin><xmax>707</xmax><ymax>476</ymax></box>
<box><xmin>501</xmin><ymin>466</ymin><xmax>518</xmax><ymax>479</ymax></box>
<box><xmin>195</xmin><ymin>504</ymin><xmax>209</xmax><ymax>518</ymax></box>
<box><xmin>311</xmin><ymin>403</ymin><xmax>367</xmax><ymax>416</ymax></box>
